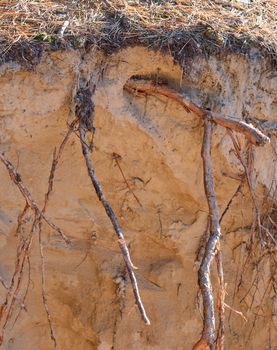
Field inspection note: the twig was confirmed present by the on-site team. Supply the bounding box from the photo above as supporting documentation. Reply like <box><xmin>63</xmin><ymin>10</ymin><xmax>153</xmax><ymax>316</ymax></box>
<box><xmin>77</xmin><ymin>85</ymin><xmax>150</xmax><ymax>325</ymax></box>
<box><xmin>58</xmin><ymin>20</ymin><xmax>69</xmax><ymax>38</ymax></box>
<box><xmin>124</xmin><ymin>79</ymin><xmax>270</xmax><ymax>146</ymax></box>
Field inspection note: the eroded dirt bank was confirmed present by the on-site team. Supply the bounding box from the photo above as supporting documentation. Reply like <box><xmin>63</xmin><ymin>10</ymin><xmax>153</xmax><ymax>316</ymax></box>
<box><xmin>0</xmin><ymin>47</ymin><xmax>276</xmax><ymax>349</ymax></box>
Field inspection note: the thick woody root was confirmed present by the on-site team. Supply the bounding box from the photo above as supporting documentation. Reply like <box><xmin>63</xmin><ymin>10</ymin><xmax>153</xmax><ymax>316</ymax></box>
<box><xmin>193</xmin><ymin>118</ymin><xmax>223</xmax><ymax>350</ymax></box>
<box><xmin>0</xmin><ymin>75</ymin><xmax>272</xmax><ymax>348</ymax></box>
<box><xmin>246</xmin><ymin>117</ymin><xmax>277</xmax><ymax>137</ymax></box>
<box><xmin>125</xmin><ymin>77</ymin><xmax>274</xmax><ymax>350</ymax></box>
<box><xmin>76</xmin><ymin>84</ymin><xmax>150</xmax><ymax>325</ymax></box>
<box><xmin>124</xmin><ymin>79</ymin><xmax>271</xmax><ymax>147</ymax></box>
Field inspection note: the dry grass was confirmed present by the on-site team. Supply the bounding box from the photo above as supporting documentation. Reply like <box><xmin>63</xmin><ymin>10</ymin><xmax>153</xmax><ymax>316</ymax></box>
<box><xmin>0</xmin><ymin>0</ymin><xmax>276</xmax><ymax>65</ymax></box>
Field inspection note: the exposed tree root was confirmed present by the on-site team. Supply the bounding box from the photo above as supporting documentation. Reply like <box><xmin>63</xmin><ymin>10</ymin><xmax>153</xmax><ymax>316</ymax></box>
<box><xmin>0</xmin><ymin>121</ymin><xmax>76</xmax><ymax>347</ymax></box>
<box><xmin>0</xmin><ymin>153</ymin><xmax>70</xmax><ymax>244</ymax></box>
<box><xmin>0</xmin><ymin>215</ymin><xmax>36</xmax><ymax>345</ymax></box>
<box><xmin>228</xmin><ymin>131</ymin><xmax>265</xmax><ymax>247</ymax></box>
<box><xmin>215</xmin><ymin>251</ymin><xmax>225</xmax><ymax>350</ymax></box>
<box><xmin>38</xmin><ymin>226</ymin><xmax>56</xmax><ymax>347</ymax></box>
<box><xmin>219</xmin><ymin>180</ymin><xmax>245</xmax><ymax>224</ymax></box>
<box><xmin>112</xmin><ymin>152</ymin><xmax>143</xmax><ymax>208</ymax></box>
<box><xmin>225</xmin><ymin>154</ymin><xmax>276</xmax><ymax>345</ymax></box>
<box><xmin>36</xmin><ymin>119</ymin><xmax>77</xmax><ymax>347</ymax></box>
<box><xmin>125</xmin><ymin>76</ymin><xmax>274</xmax><ymax>349</ymax></box>
<box><xmin>223</xmin><ymin>302</ymin><xmax>247</xmax><ymax>322</ymax></box>
<box><xmin>124</xmin><ymin>79</ymin><xmax>270</xmax><ymax>146</ymax></box>
<box><xmin>193</xmin><ymin>118</ymin><xmax>223</xmax><ymax>349</ymax></box>
<box><xmin>16</xmin><ymin>202</ymin><xmax>30</xmax><ymax>236</ymax></box>
<box><xmin>0</xmin><ymin>74</ymin><xmax>273</xmax><ymax>348</ymax></box>
<box><xmin>195</xmin><ymin>217</ymin><xmax>210</xmax><ymax>265</ymax></box>
<box><xmin>246</xmin><ymin>116</ymin><xmax>277</xmax><ymax>137</ymax></box>
<box><xmin>76</xmin><ymin>84</ymin><xmax>150</xmax><ymax>325</ymax></box>
<box><xmin>11</xmin><ymin>256</ymin><xmax>31</xmax><ymax>329</ymax></box>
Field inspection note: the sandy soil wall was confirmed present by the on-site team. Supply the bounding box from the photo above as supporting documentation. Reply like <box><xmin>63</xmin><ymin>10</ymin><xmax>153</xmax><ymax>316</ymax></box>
<box><xmin>0</xmin><ymin>47</ymin><xmax>276</xmax><ymax>349</ymax></box>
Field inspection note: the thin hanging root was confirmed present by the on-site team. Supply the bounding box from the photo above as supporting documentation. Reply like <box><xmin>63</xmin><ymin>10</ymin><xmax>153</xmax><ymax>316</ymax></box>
<box><xmin>16</xmin><ymin>202</ymin><xmax>30</xmax><ymax>236</ymax></box>
<box><xmin>76</xmin><ymin>82</ymin><xmax>150</xmax><ymax>325</ymax></box>
<box><xmin>0</xmin><ymin>153</ymin><xmax>70</xmax><ymax>244</ymax></box>
<box><xmin>246</xmin><ymin>277</ymin><xmax>272</xmax><ymax>343</ymax></box>
<box><xmin>223</xmin><ymin>303</ymin><xmax>247</xmax><ymax>322</ymax></box>
<box><xmin>227</xmin><ymin>131</ymin><xmax>264</xmax><ymax>245</ymax></box>
<box><xmin>0</xmin><ymin>123</ymin><xmax>75</xmax><ymax>346</ymax></box>
<box><xmin>219</xmin><ymin>179</ymin><xmax>245</xmax><ymax>224</ymax></box>
<box><xmin>125</xmin><ymin>78</ymin><xmax>270</xmax><ymax>347</ymax></box>
<box><xmin>0</xmin><ymin>217</ymin><xmax>36</xmax><ymax>345</ymax></box>
<box><xmin>38</xmin><ymin>227</ymin><xmax>56</xmax><ymax>347</ymax></box>
<box><xmin>35</xmin><ymin>119</ymin><xmax>77</xmax><ymax>347</ymax></box>
<box><xmin>79</xmin><ymin>122</ymin><xmax>150</xmax><ymax>325</ymax></box>
<box><xmin>193</xmin><ymin>118</ymin><xmax>223</xmax><ymax>350</ymax></box>
<box><xmin>124</xmin><ymin>79</ymin><xmax>270</xmax><ymax>146</ymax></box>
<box><xmin>11</xmin><ymin>256</ymin><xmax>31</xmax><ymax>328</ymax></box>
<box><xmin>112</xmin><ymin>152</ymin><xmax>143</xmax><ymax>208</ymax></box>
<box><xmin>43</xmin><ymin>119</ymin><xmax>78</xmax><ymax>212</ymax></box>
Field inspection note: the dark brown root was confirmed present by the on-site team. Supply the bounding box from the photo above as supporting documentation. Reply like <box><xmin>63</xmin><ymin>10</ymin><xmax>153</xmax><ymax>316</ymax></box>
<box><xmin>76</xmin><ymin>83</ymin><xmax>150</xmax><ymax>325</ymax></box>
<box><xmin>0</xmin><ymin>121</ymin><xmax>75</xmax><ymax>347</ymax></box>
